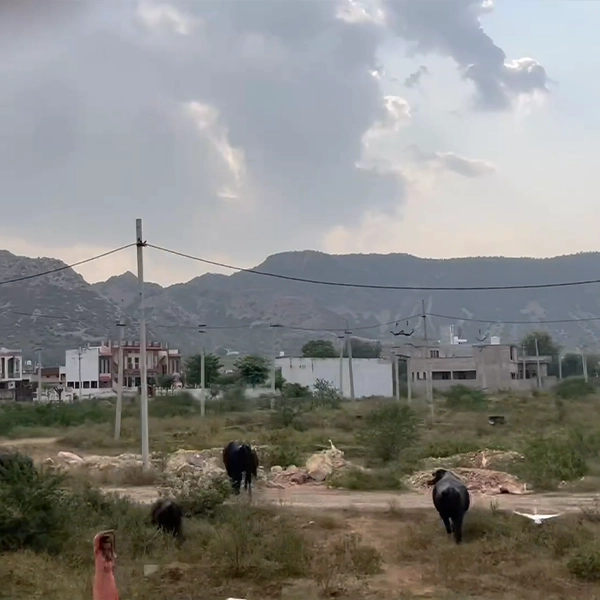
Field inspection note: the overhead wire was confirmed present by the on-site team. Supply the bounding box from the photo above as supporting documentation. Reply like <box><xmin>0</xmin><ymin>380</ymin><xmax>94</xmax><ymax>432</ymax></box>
<box><xmin>5</xmin><ymin>306</ymin><xmax>600</xmax><ymax>329</ymax></box>
<box><xmin>148</xmin><ymin>243</ymin><xmax>600</xmax><ymax>292</ymax></box>
<box><xmin>0</xmin><ymin>243</ymin><xmax>135</xmax><ymax>287</ymax></box>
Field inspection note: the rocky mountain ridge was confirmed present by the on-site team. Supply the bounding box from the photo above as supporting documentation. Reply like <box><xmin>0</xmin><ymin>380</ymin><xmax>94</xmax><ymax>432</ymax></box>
<box><xmin>2</xmin><ymin>248</ymin><xmax>600</xmax><ymax>363</ymax></box>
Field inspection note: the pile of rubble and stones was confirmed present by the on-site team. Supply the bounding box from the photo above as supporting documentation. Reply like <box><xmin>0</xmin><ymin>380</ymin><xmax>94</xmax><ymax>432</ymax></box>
<box><xmin>43</xmin><ymin>445</ymin><xmax>529</xmax><ymax>495</ymax></box>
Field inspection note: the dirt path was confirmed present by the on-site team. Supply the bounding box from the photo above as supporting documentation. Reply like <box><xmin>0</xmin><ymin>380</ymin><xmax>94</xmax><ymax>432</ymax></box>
<box><xmin>103</xmin><ymin>484</ymin><xmax>600</xmax><ymax>514</ymax></box>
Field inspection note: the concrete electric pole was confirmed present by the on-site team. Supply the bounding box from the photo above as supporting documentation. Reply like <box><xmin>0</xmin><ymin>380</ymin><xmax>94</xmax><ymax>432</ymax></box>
<box><xmin>136</xmin><ymin>218</ymin><xmax>150</xmax><ymax>470</ymax></box>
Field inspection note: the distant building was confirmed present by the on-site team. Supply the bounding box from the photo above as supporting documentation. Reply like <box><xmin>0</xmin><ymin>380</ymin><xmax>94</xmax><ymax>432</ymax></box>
<box><xmin>276</xmin><ymin>356</ymin><xmax>393</xmax><ymax>398</ymax></box>
<box><xmin>0</xmin><ymin>347</ymin><xmax>23</xmax><ymax>388</ymax></box>
<box><xmin>395</xmin><ymin>342</ymin><xmax>555</xmax><ymax>393</ymax></box>
<box><xmin>0</xmin><ymin>348</ymin><xmax>32</xmax><ymax>401</ymax></box>
<box><xmin>60</xmin><ymin>340</ymin><xmax>182</xmax><ymax>396</ymax></box>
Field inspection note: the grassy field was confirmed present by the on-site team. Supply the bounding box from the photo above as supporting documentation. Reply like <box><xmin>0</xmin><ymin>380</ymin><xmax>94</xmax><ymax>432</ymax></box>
<box><xmin>3</xmin><ymin>377</ymin><xmax>600</xmax><ymax>598</ymax></box>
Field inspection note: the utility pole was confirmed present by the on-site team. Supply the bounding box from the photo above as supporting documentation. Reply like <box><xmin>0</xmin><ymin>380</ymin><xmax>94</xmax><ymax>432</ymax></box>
<box><xmin>269</xmin><ymin>324</ymin><xmax>282</xmax><ymax>409</ymax></box>
<box><xmin>337</xmin><ymin>333</ymin><xmax>345</xmax><ymax>398</ymax></box>
<box><xmin>406</xmin><ymin>356</ymin><xmax>412</xmax><ymax>405</ymax></box>
<box><xmin>114</xmin><ymin>321</ymin><xmax>126</xmax><ymax>441</ymax></box>
<box><xmin>345</xmin><ymin>324</ymin><xmax>355</xmax><ymax>401</ymax></box>
<box><xmin>77</xmin><ymin>347</ymin><xmax>83</xmax><ymax>399</ymax></box>
<box><xmin>421</xmin><ymin>299</ymin><xmax>428</xmax><ymax>343</ymax></box>
<box><xmin>521</xmin><ymin>344</ymin><xmax>526</xmax><ymax>381</ymax></box>
<box><xmin>198</xmin><ymin>327</ymin><xmax>206</xmax><ymax>417</ymax></box>
<box><xmin>582</xmin><ymin>350</ymin><xmax>589</xmax><ymax>383</ymax></box>
<box><xmin>35</xmin><ymin>347</ymin><xmax>42</xmax><ymax>402</ymax></box>
<box><xmin>136</xmin><ymin>218</ymin><xmax>150</xmax><ymax>470</ymax></box>
<box><xmin>394</xmin><ymin>353</ymin><xmax>401</xmax><ymax>402</ymax></box>
<box><xmin>558</xmin><ymin>353</ymin><xmax>563</xmax><ymax>380</ymax></box>
<box><xmin>534</xmin><ymin>337</ymin><xmax>541</xmax><ymax>389</ymax></box>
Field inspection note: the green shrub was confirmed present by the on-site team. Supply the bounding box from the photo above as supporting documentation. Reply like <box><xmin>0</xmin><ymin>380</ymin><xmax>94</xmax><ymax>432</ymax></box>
<box><xmin>262</xmin><ymin>430</ymin><xmax>304</xmax><ymax>468</ymax></box>
<box><xmin>0</xmin><ymin>465</ymin><xmax>70</xmax><ymax>554</ymax></box>
<box><xmin>209</xmin><ymin>503</ymin><xmax>309</xmax><ymax>579</ymax></box>
<box><xmin>356</xmin><ymin>403</ymin><xmax>420</xmax><ymax>464</ymax></box>
<box><xmin>444</xmin><ymin>385</ymin><xmax>487</xmax><ymax>411</ymax></box>
<box><xmin>158</xmin><ymin>471</ymin><xmax>231</xmax><ymax>518</ymax></box>
<box><xmin>520</xmin><ymin>434</ymin><xmax>588</xmax><ymax>489</ymax></box>
<box><xmin>329</xmin><ymin>466</ymin><xmax>406</xmax><ymax>491</ymax></box>
<box><xmin>554</xmin><ymin>377</ymin><xmax>596</xmax><ymax>400</ymax></box>
<box><xmin>148</xmin><ymin>392</ymin><xmax>200</xmax><ymax>418</ymax></box>
<box><xmin>420</xmin><ymin>439</ymin><xmax>486</xmax><ymax>459</ymax></box>
<box><xmin>567</xmin><ymin>545</ymin><xmax>600</xmax><ymax>581</ymax></box>
<box><xmin>271</xmin><ymin>396</ymin><xmax>308</xmax><ymax>429</ymax></box>
<box><xmin>0</xmin><ymin>401</ymin><xmax>113</xmax><ymax>436</ymax></box>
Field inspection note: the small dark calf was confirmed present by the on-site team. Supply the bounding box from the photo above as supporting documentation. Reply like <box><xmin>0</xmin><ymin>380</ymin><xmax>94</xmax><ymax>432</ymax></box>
<box><xmin>0</xmin><ymin>452</ymin><xmax>35</xmax><ymax>479</ymax></box>
<box><xmin>223</xmin><ymin>441</ymin><xmax>259</xmax><ymax>496</ymax></box>
<box><xmin>428</xmin><ymin>468</ymin><xmax>470</xmax><ymax>544</ymax></box>
<box><xmin>150</xmin><ymin>498</ymin><xmax>184</xmax><ymax>538</ymax></box>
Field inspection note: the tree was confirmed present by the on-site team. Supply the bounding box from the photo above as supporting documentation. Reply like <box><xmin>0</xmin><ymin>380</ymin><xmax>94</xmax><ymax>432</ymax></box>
<box><xmin>157</xmin><ymin>374</ymin><xmax>175</xmax><ymax>389</ymax></box>
<box><xmin>234</xmin><ymin>355</ymin><xmax>269</xmax><ymax>387</ymax></box>
<box><xmin>184</xmin><ymin>353</ymin><xmax>222</xmax><ymax>387</ymax></box>
<box><xmin>345</xmin><ymin>338</ymin><xmax>382</xmax><ymax>359</ymax></box>
<box><xmin>521</xmin><ymin>331</ymin><xmax>561</xmax><ymax>377</ymax></box>
<box><xmin>521</xmin><ymin>331</ymin><xmax>559</xmax><ymax>358</ymax></box>
<box><xmin>302</xmin><ymin>339</ymin><xmax>337</xmax><ymax>358</ymax></box>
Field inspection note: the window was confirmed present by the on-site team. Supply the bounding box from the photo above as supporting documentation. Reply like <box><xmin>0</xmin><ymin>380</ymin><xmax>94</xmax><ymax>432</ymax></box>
<box><xmin>422</xmin><ymin>372</ymin><xmax>427</xmax><ymax>380</ymax></box>
<box><xmin>83</xmin><ymin>381</ymin><xmax>90</xmax><ymax>389</ymax></box>
<box><xmin>74</xmin><ymin>381</ymin><xmax>80</xmax><ymax>389</ymax></box>
<box><xmin>67</xmin><ymin>381</ymin><xmax>74</xmax><ymax>388</ymax></box>
<box><xmin>134</xmin><ymin>357</ymin><xmax>140</xmax><ymax>369</ymax></box>
<box><xmin>452</xmin><ymin>370</ymin><xmax>477</xmax><ymax>380</ymax></box>
<box><xmin>430</xmin><ymin>350</ymin><xmax>440</xmax><ymax>358</ymax></box>
<box><xmin>127</xmin><ymin>357</ymin><xmax>133</xmax><ymax>369</ymax></box>
<box><xmin>91</xmin><ymin>381</ymin><xmax>98</xmax><ymax>388</ymax></box>
<box><xmin>99</xmin><ymin>357</ymin><xmax>111</xmax><ymax>374</ymax></box>
<box><xmin>432</xmin><ymin>371</ymin><xmax>451</xmax><ymax>380</ymax></box>
<box><xmin>510</xmin><ymin>347</ymin><xmax>516</xmax><ymax>361</ymax></box>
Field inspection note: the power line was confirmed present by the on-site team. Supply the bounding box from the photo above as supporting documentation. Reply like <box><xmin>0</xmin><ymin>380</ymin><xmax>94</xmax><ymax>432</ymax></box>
<box><xmin>148</xmin><ymin>243</ymin><xmax>600</xmax><ymax>292</ymax></box>
<box><xmin>152</xmin><ymin>314</ymin><xmax>422</xmax><ymax>333</ymax></box>
<box><xmin>428</xmin><ymin>312</ymin><xmax>600</xmax><ymax>325</ymax></box>
<box><xmin>5</xmin><ymin>305</ymin><xmax>600</xmax><ymax>330</ymax></box>
<box><xmin>0</xmin><ymin>243</ymin><xmax>135</xmax><ymax>287</ymax></box>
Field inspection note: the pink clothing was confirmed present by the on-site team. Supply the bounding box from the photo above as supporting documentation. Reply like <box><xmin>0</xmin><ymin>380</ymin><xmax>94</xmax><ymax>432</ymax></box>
<box><xmin>93</xmin><ymin>533</ymin><xmax>119</xmax><ymax>600</ymax></box>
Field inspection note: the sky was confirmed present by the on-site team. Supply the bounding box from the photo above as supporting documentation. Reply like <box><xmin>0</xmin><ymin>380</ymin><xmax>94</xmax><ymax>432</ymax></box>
<box><xmin>1</xmin><ymin>0</ymin><xmax>599</xmax><ymax>287</ymax></box>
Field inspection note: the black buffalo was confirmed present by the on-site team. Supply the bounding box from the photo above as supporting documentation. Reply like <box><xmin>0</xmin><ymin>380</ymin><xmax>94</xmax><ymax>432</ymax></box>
<box><xmin>222</xmin><ymin>441</ymin><xmax>259</xmax><ymax>496</ymax></box>
<box><xmin>429</xmin><ymin>468</ymin><xmax>470</xmax><ymax>544</ymax></box>
<box><xmin>0</xmin><ymin>452</ymin><xmax>35</xmax><ymax>479</ymax></box>
<box><xmin>150</xmin><ymin>498</ymin><xmax>184</xmax><ymax>538</ymax></box>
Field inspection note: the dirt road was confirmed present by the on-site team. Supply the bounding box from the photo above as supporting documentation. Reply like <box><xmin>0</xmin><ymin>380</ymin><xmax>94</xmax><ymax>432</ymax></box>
<box><xmin>103</xmin><ymin>484</ymin><xmax>600</xmax><ymax>515</ymax></box>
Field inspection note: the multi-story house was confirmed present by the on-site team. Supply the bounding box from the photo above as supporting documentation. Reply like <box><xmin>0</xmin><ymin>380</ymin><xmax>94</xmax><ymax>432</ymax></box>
<box><xmin>61</xmin><ymin>340</ymin><xmax>182</xmax><ymax>394</ymax></box>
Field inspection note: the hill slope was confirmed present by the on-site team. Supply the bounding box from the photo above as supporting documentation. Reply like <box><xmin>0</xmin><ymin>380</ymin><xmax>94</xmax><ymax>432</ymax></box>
<box><xmin>92</xmin><ymin>250</ymin><xmax>600</xmax><ymax>355</ymax></box>
<box><xmin>0</xmin><ymin>251</ymin><xmax>141</xmax><ymax>364</ymax></box>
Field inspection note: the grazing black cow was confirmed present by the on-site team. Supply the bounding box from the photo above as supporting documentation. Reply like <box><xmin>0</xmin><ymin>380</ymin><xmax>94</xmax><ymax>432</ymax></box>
<box><xmin>222</xmin><ymin>441</ymin><xmax>259</xmax><ymax>496</ymax></box>
<box><xmin>150</xmin><ymin>498</ymin><xmax>184</xmax><ymax>538</ymax></box>
<box><xmin>0</xmin><ymin>452</ymin><xmax>35</xmax><ymax>479</ymax></box>
<box><xmin>429</xmin><ymin>468</ymin><xmax>470</xmax><ymax>544</ymax></box>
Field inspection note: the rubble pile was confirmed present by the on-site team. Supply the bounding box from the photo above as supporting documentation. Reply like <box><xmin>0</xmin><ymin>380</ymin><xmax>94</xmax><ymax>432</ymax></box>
<box><xmin>44</xmin><ymin>441</ymin><xmax>357</xmax><ymax>489</ymax></box>
<box><xmin>409</xmin><ymin>467</ymin><xmax>528</xmax><ymax>495</ymax></box>
<box><xmin>422</xmin><ymin>449</ymin><xmax>524</xmax><ymax>471</ymax></box>
<box><xmin>44</xmin><ymin>450</ymin><xmax>161</xmax><ymax>473</ymax></box>
<box><xmin>267</xmin><ymin>441</ymin><xmax>357</xmax><ymax>488</ymax></box>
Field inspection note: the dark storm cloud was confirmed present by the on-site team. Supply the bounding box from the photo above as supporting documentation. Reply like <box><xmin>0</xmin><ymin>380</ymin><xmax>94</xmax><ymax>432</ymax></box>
<box><xmin>0</xmin><ymin>0</ymin><xmax>402</xmax><ymax>257</ymax></box>
<box><xmin>0</xmin><ymin>0</ymin><xmax>548</xmax><ymax>265</ymax></box>
<box><xmin>385</xmin><ymin>0</ymin><xmax>549</xmax><ymax>109</ymax></box>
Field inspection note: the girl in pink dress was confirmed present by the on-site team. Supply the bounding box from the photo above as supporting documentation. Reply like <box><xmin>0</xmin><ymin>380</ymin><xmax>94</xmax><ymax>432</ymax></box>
<box><xmin>93</xmin><ymin>530</ymin><xmax>120</xmax><ymax>600</ymax></box>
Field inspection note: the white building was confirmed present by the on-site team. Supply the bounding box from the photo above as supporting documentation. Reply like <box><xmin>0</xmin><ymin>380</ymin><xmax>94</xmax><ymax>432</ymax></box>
<box><xmin>60</xmin><ymin>346</ymin><xmax>101</xmax><ymax>397</ymax></box>
<box><xmin>276</xmin><ymin>357</ymin><xmax>393</xmax><ymax>399</ymax></box>
<box><xmin>0</xmin><ymin>347</ymin><xmax>23</xmax><ymax>388</ymax></box>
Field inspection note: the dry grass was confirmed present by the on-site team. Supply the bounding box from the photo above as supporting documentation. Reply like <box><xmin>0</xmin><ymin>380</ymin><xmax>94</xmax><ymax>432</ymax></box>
<box><xmin>5</xmin><ymin>489</ymin><xmax>600</xmax><ymax>600</ymax></box>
